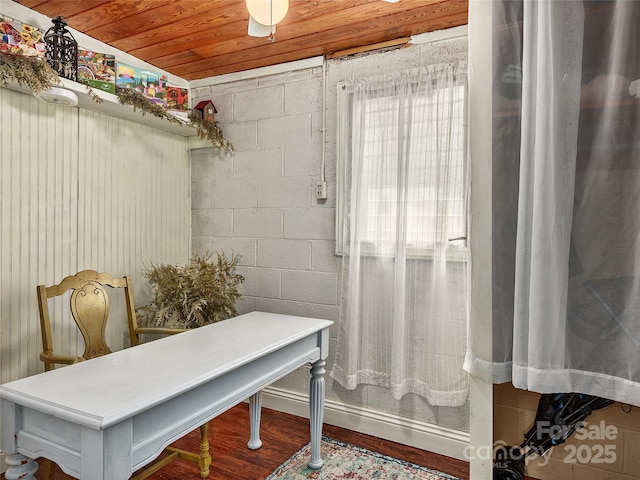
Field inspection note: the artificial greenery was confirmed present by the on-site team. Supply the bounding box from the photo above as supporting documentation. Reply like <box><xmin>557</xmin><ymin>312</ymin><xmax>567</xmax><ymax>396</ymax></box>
<box><xmin>136</xmin><ymin>251</ymin><xmax>244</xmax><ymax>329</ymax></box>
<box><xmin>0</xmin><ymin>51</ymin><xmax>59</xmax><ymax>93</ymax></box>
<box><xmin>188</xmin><ymin>110</ymin><xmax>234</xmax><ymax>153</ymax></box>
<box><xmin>114</xmin><ymin>87</ymin><xmax>234</xmax><ymax>151</ymax></box>
<box><xmin>115</xmin><ymin>85</ymin><xmax>187</xmax><ymax>126</ymax></box>
<box><xmin>80</xmin><ymin>79</ymin><xmax>104</xmax><ymax>104</ymax></box>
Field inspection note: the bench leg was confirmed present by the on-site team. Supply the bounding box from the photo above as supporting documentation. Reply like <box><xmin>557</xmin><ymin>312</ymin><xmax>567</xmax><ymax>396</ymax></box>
<box><xmin>4</xmin><ymin>453</ymin><xmax>38</xmax><ymax>480</ymax></box>
<box><xmin>247</xmin><ymin>391</ymin><xmax>263</xmax><ymax>450</ymax></box>
<box><xmin>309</xmin><ymin>359</ymin><xmax>326</xmax><ymax>469</ymax></box>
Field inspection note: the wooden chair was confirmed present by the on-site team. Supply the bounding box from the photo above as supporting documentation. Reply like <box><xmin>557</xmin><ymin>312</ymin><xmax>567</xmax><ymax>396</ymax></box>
<box><xmin>37</xmin><ymin>269</ymin><xmax>211</xmax><ymax>480</ymax></box>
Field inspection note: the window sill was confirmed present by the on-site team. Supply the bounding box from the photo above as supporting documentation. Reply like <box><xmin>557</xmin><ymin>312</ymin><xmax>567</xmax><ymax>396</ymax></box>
<box><xmin>336</xmin><ymin>244</ymin><xmax>468</xmax><ymax>262</ymax></box>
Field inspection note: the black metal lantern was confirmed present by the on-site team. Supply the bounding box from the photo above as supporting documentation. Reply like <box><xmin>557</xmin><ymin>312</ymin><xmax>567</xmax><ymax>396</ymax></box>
<box><xmin>44</xmin><ymin>16</ymin><xmax>78</xmax><ymax>82</ymax></box>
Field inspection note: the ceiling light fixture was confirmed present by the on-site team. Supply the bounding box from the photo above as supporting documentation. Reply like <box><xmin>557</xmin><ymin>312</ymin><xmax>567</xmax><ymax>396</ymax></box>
<box><xmin>246</xmin><ymin>0</ymin><xmax>289</xmax><ymax>42</ymax></box>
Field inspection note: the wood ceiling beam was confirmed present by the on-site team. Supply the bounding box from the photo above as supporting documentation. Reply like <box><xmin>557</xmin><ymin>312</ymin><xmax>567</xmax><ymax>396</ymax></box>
<box><xmin>327</xmin><ymin>37</ymin><xmax>411</xmax><ymax>60</ymax></box>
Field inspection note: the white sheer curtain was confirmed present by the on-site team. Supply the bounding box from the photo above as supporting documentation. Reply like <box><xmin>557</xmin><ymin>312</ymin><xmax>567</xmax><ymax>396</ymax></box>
<box><xmin>331</xmin><ymin>61</ymin><xmax>469</xmax><ymax>407</ymax></box>
<box><xmin>465</xmin><ymin>0</ymin><xmax>640</xmax><ymax>405</ymax></box>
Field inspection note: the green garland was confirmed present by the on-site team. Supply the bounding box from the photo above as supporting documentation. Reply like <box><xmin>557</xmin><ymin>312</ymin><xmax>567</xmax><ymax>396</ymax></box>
<box><xmin>188</xmin><ymin>110</ymin><xmax>234</xmax><ymax>153</ymax></box>
<box><xmin>114</xmin><ymin>85</ymin><xmax>188</xmax><ymax>126</ymax></box>
<box><xmin>114</xmin><ymin>86</ymin><xmax>233</xmax><ymax>152</ymax></box>
<box><xmin>0</xmin><ymin>51</ymin><xmax>59</xmax><ymax>93</ymax></box>
<box><xmin>79</xmin><ymin>79</ymin><xmax>104</xmax><ymax>104</ymax></box>
<box><xmin>116</xmin><ymin>87</ymin><xmax>234</xmax><ymax>151</ymax></box>
<box><xmin>0</xmin><ymin>51</ymin><xmax>233</xmax><ymax>151</ymax></box>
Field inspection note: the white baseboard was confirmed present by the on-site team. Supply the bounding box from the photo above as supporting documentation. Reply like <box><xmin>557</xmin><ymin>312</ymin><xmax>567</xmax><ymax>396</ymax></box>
<box><xmin>260</xmin><ymin>386</ymin><xmax>469</xmax><ymax>461</ymax></box>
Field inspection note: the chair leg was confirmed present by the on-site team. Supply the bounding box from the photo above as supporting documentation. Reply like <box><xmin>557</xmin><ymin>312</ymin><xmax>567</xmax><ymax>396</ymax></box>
<box><xmin>144</xmin><ymin>423</ymin><xmax>211</xmax><ymax>480</ymax></box>
<box><xmin>161</xmin><ymin>423</ymin><xmax>212</xmax><ymax>478</ymax></box>
<box><xmin>198</xmin><ymin>422</ymin><xmax>211</xmax><ymax>478</ymax></box>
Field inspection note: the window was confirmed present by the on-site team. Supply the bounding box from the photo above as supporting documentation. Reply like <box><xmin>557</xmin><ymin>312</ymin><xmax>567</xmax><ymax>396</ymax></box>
<box><xmin>336</xmin><ymin>74</ymin><xmax>468</xmax><ymax>258</ymax></box>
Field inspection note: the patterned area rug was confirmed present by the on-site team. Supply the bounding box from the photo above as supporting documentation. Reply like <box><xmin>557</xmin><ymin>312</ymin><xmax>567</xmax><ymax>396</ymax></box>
<box><xmin>266</xmin><ymin>436</ymin><xmax>462</xmax><ymax>480</ymax></box>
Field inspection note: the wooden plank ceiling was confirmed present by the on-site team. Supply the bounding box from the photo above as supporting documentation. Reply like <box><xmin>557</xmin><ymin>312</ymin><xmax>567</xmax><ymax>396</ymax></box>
<box><xmin>16</xmin><ymin>0</ymin><xmax>468</xmax><ymax>81</ymax></box>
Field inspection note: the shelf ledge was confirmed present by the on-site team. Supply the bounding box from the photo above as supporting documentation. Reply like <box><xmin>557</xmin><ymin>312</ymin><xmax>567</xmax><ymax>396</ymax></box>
<box><xmin>2</xmin><ymin>78</ymin><xmax>196</xmax><ymax>137</ymax></box>
<box><xmin>59</xmin><ymin>78</ymin><xmax>197</xmax><ymax>137</ymax></box>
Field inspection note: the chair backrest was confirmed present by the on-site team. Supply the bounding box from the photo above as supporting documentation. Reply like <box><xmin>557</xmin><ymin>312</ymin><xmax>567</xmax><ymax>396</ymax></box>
<box><xmin>35</xmin><ymin>272</ymin><xmax>209</xmax><ymax>478</ymax></box>
<box><xmin>37</xmin><ymin>270</ymin><xmax>140</xmax><ymax>371</ymax></box>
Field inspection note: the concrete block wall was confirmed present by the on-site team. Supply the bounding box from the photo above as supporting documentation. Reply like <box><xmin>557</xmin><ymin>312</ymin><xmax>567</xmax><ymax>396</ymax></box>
<box><xmin>190</xmin><ymin>66</ymin><xmax>338</xmax><ymax>316</ymax></box>
<box><xmin>190</xmin><ymin>38</ymin><xmax>469</xmax><ymax>433</ymax></box>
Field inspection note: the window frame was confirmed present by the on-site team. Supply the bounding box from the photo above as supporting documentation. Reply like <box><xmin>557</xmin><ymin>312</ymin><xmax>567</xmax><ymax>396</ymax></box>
<box><xmin>335</xmin><ymin>79</ymin><xmax>469</xmax><ymax>261</ymax></box>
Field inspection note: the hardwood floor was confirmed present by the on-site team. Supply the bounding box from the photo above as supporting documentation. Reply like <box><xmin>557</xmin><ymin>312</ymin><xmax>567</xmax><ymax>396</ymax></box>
<box><xmin>23</xmin><ymin>403</ymin><xmax>470</xmax><ymax>480</ymax></box>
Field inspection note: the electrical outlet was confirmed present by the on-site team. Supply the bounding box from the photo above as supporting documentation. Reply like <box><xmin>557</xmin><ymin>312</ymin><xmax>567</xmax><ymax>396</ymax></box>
<box><xmin>316</xmin><ymin>180</ymin><xmax>328</xmax><ymax>200</ymax></box>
